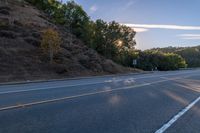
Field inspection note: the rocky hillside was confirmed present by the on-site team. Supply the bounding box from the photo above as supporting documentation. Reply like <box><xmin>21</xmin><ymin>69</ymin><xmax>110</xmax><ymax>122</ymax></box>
<box><xmin>0</xmin><ymin>0</ymin><xmax>138</xmax><ymax>82</ymax></box>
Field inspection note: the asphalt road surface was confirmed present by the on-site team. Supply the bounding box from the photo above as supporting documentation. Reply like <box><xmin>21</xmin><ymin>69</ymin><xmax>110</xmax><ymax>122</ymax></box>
<box><xmin>0</xmin><ymin>70</ymin><xmax>200</xmax><ymax>133</ymax></box>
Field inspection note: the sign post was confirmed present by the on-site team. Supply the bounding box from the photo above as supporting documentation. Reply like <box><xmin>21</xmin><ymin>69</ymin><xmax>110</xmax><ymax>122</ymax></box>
<box><xmin>132</xmin><ymin>59</ymin><xmax>137</xmax><ymax>69</ymax></box>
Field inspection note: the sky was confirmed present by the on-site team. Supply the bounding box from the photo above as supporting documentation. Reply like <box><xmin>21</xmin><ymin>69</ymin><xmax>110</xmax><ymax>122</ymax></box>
<box><xmin>63</xmin><ymin>0</ymin><xmax>200</xmax><ymax>50</ymax></box>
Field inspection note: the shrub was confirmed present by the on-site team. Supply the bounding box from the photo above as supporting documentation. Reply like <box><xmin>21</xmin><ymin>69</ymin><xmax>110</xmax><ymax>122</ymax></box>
<box><xmin>41</xmin><ymin>28</ymin><xmax>61</xmax><ymax>64</ymax></box>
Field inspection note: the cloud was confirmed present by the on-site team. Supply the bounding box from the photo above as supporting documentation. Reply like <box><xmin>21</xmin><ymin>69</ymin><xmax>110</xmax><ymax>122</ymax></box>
<box><xmin>178</xmin><ymin>34</ymin><xmax>200</xmax><ymax>40</ymax></box>
<box><xmin>123</xmin><ymin>23</ymin><xmax>200</xmax><ymax>31</ymax></box>
<box><xmin>125</xmin><ymin>0</ymin><xmax>138</xmax><ymax>7</ymax></box>
<box><xmin>133</xmin><ymin>28</ymin><xmax>149</xmax><ymax>32</ymax></box>
<box><xmin>178</xmin><ymin>34</ymin><xmax>200</xmax><ymax>37</ymax></box>
<box><xmin>89</xmin><ymin>5</ymin><xmax>98</xmax><ymax>13</ymax></box>
<box><xmin>180</xmin><ymin>37</ymin><xmax>200</xmax><ymax>40</ymax></box>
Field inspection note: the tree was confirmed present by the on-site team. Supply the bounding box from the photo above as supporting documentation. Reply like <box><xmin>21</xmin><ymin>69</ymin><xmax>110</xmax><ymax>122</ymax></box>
<box><xmin>91</xmin><ymin>19</ymin><xmax>108</xmax><ymax>55</ymax></box>
<box><xmin>136</xmin><ymin>51</ymin><xmax>187</xmax><ymax>71</ymax></box>
<box><xmin>91</xmin><ymin>20</ymin><xmax>136</xmax><ymax>61</ymax></box>
<box><xmin>41</xmin><ymin>28</ymin><xmax>61</xmax><ymax>64</ymax></box>
<box><xmin>63</xmin><ymin>0</ymin><xmax>90</xmax><ymax>42</ymax></box>
<box><xmin>116</xmin><ymin>49</ymin><xmax>139</xmax><ymax>66</ymax></box>
<box><xmin>150</xmin><ymin>46</ymin><xmax>200</xmax><ymax>68</ymax></box>
<box><xmin>26</xmin><ymin>0</ymin><xmax>138</xmax><ymax>66</ymax></box>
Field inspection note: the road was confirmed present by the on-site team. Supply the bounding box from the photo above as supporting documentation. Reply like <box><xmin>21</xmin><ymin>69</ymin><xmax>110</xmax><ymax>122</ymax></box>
<box><xmin>0</xmin><ymin>70</ymin><xmax>200</xmax><ymax>133</ymax></box>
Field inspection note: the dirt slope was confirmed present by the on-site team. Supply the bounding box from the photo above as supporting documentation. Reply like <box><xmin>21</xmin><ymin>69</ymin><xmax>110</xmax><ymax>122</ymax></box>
<box><xmin>0</xmin><ymin>0</ymin><xmax>138</xmax><ymax>82</ymax></box>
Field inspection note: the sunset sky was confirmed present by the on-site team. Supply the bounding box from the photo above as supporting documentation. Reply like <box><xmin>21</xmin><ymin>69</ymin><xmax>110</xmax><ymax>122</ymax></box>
<box><xmin>64</xmin><ymin>0</ymin><xmax>200</xmax><ymax>50</ymax></box>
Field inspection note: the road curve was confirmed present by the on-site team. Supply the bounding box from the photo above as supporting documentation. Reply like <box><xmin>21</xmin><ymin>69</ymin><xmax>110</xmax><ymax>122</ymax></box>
<box><xmin>0</xmin><ymin>70</ymin><xmax>200</xmax><ymax>133</ymax></box>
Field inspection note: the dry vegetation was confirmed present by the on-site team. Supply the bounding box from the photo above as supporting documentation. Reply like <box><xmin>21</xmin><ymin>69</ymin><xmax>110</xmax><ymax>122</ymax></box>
<box><xmin>0</xmin><ymin>0</ymin><xmax>140</xmax><ymax>82</ymax></box>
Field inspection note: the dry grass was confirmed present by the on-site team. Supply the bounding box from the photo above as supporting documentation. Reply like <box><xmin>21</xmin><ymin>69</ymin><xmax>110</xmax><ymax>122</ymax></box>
<box><xmin>0</xmin><ymin>0</ymin><xmax>140</xmax><ymax>83</ymax></box>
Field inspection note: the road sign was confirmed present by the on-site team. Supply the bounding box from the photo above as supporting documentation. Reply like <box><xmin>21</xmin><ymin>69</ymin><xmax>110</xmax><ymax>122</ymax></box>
<box><xmin>133</xmin><ymin>59</ymin><xmax>137</xmax><ymax>65</ymax></box>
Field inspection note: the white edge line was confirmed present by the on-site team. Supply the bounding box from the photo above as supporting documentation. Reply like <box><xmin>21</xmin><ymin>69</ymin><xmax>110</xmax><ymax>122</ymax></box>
<box><xmin>0</xmin><ymin>81</ymin><xmax>108</xmax><ymax>95</ymax></box>
<box><xmin>0</xmin><ymin>79</ymin><xmax>125</xmax><ymax>95</ymax></box>
<box><xmin>155</xmin><ymin>96</ymin><xmax>200</xmax><ymax>133</ymax></box>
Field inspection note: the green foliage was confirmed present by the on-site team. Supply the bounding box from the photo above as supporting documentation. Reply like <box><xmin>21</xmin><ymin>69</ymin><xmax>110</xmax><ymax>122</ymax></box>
<box><xmin>61</xmin><ymin>1</ymin><xmax>91</xmax><ymax>42</ymax></box>
<box><xmin>91</xmin><ymin>20</ymin><xmax>136</xmax><ymax>60</ymax></box>
<box><xmin>26</xmin><ymin>0</ymin><xmax>137</xmax><ymax>66</ymax></box>
<box><xmin>136</xmin><ymin>51</ymin><xmax>187</xmax><ymax>71</ymax></box>
<box><xmin>26</xmin><ymin>0</ymin><xmax>189</xmax><ymax>70</ymax></box>
<box><xmin>116</xmin><ymin>49</ymin><xmax>139</xmax><ymax>66</ymax></box>
<box><xmin>26</xmin><ymin>0</ymin><xmax>91</xmax><ymax>41</ymax></box>
<box><xmin>152</xmin><ymin>46</ymin><xmax>200</xmax><ymax>68</ymax></box>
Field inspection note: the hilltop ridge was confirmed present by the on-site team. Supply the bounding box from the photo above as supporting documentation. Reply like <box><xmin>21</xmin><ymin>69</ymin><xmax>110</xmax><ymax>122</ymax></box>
<box><xmin>0</xmin><ymin>0</ymin><xmax>138</xmax><ymax>82</ymax></box>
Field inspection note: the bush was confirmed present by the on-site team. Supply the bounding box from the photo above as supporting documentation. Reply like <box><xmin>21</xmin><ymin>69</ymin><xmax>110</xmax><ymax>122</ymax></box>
<box><xmin>41</xmin><ymin>28</ymin><xmax>61</xmax><ymax>64</ymax></box>
<box><xmin>136</xmin><ymin>51</ymin><xmax>187</xmax><ymax>71</ymax></box>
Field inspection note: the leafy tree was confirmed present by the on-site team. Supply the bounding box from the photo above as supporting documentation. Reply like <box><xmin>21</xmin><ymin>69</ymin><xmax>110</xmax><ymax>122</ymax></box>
<box><xmin>41</xmin><ymin>28</ymin><xmax>61</xmax><ymax>64</ymax></box>
<box><xmin>91</xmin><ymin>20</ymin><xmax>136</xmax><ymax>60</ymax></box>
<box><xmin>59</xmin><ymin>1</ymin><xmax>91</xmax><ymax>42</ymax></box>
<box><xmin>91</xmin><ymin>19</ymin><xmax>108</xmax><ymax>55</ymax></box>
<box><xmin>136</xmin><ymin>51</ymin><xmax>187</xmax><ymax>71</ymax></box>
<box><xmin>116</xmin><ymin>49</ymin><xmax>139</xmax><ymax>66</ymax></box>
<box><xmin>26</xmin><ymin>0</ymin><xmax>137</xmax><ymax>66</ymax></box>
<box><xmin>151</xmin><ymin>46</ymin><xmax>200</xmax><ymax>67</ymax></box>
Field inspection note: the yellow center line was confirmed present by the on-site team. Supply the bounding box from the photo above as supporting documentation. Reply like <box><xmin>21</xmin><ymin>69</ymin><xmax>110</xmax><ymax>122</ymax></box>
<box><xmin>0</xmin><ymin>76</ymin><xmax>189</xmax><ymax>112</ymax></box>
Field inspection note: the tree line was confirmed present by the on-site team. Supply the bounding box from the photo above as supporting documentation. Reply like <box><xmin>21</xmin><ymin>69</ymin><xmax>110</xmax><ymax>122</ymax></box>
<box><xmin>135</xmin><ymin>50</ymin><xmax>187</xmax><ymax>71</ymax></box>
<box><xmin>26</xmin><ymin>0</ymin><xmax>136</xmax><ymax>66</ymax></box>
<box><xmin>26</xmin><ymin>0</ymin><xmax>187</xmax><ymax>71</ymax></box>
<box><xmin>152</xmin><ymin>46</ymin><xmax>200</xmax><ymax>68</ymax></box>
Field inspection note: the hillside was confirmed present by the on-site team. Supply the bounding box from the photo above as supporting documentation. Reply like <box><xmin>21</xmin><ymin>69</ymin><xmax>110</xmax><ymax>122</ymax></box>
<box><xmin>151</xmin><ymin>46</ymin><xmax>200</xmax><ymax>67</ymax></box>
<box><xmin>0</xmin><ymin>0</ymin><xmax>138</xmax><ymax>82</ymax></box>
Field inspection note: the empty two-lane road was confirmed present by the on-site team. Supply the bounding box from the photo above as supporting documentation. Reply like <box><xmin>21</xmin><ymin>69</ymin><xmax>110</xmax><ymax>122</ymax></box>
<box><xmin>0</xmin><ymin>70</ymin><xmax>200</xmax><ymax>133</ymax></box>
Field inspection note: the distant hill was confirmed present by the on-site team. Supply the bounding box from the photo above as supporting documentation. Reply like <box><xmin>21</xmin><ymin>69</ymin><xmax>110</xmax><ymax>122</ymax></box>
<box><xmin>151</xmin><ymin>46</ymin><xmax>200</xmax><ymax>67</ymax></box>
<box><xmin>0</xmin><ymin>0</ymin><xmax>137</xmax><ymax>82</ymax></box>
